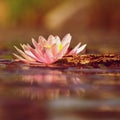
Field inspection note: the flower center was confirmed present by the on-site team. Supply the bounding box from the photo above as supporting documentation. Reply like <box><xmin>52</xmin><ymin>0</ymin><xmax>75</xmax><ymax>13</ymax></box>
<box><xmin>44</xmin><ymin>45</ymin><xmax>51</xmax><ymax>49</ymax></box>
<box><xmin>58</xmin><ymin>43</ymin><xmax>63</xmax><ymax>51</ymax></box>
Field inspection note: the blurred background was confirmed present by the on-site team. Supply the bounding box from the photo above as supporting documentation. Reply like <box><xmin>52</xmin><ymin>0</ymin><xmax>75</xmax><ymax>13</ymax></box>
<box><xmin>0</xmin><ymin>0</ymin><xmax>120</xmax><ymax>57</ymax></box>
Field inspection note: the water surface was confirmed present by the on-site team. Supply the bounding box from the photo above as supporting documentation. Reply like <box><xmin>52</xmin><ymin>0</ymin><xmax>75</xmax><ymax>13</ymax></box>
<box><xmin>0</xmin><ymin>61</ymin><xmax>120</xmax><ymax>120</ymax></box>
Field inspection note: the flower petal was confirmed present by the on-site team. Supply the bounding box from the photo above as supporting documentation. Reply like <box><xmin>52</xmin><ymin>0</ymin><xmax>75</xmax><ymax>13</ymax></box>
<box><xmin>51</xmin><ymin>43</ymin><xmax>58</xmax><ymax>56</ymax></box>
<box><xmin>61</xmin><ymin>33</ymin><xmax>71</xmax><ymax>46</ymax></box>
<box><xmin>13</xmin><ymin>53</ymin><xmax>28</xmax><ymax>62</ymax></box>
<box><xmin>76</xmin><ymin>44</ymin><xmax>87</xmax><ymax>54</ymax></box>
<box><xmin>67</xmin><ymin>43</ymin><xmax>81</xmax><ymax>55</ymax></box>
<box><xmin>55</xmin><ymin>36</ymin><xmax>61</xmax><ymax>44</ymax></box>
<box><xmin>14</xmin><ymin>46</ymin><xmax>35</xmax><ymax>62</ymax></box>
<box><xmin>32</xmin><ymin>38</ymin><xmax>39</xmax><ymax>49</ymax></box>
<box><xmin>38</xmin><ymin>36</ymin><xmax>46</xmax><ymax>46</ymax></box>
<box><xmin>20</xmin><ymin>44</ymin><xmax>38</xmax><ymax>60</ymax></box>
<box><xmin>43</xmin><ymin>48</ymin><xmax>55</xmax><ymax>64</ymax></box>
<box><xmin>14</xmin><ymin>34</ymin><xmax>87</xmax><ymax>65</ymax></box>
<box><xmin>56</xmin><ymin>43</ymin><xmax>70</xmax><ymax>59</ymax></box>
<box><xmin>47</xmin><ymin>35</ymin><xmax>56</xmax><ymax>45</ymax></box>
<box><xmin>28</xmin><ymin>47</ymin><xmax>47</xmax><ymax>63</ymax></box>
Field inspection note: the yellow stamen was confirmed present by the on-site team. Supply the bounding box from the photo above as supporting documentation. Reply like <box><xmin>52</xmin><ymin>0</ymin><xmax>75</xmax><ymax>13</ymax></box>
<box><xmin>58</xmin><ymin>44</ymin><xmax>63</xmax><ymax>51</ymax></box>
<box><xmin>44</xmin><ymin>45</ymin><xmax>51</xmax><ymax>49</ymax></box>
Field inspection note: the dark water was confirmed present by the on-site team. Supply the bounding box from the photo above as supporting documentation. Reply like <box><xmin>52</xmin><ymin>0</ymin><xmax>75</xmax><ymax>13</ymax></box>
<box><xmin>0</xmin><ymin>61</ymin><xmax>120</xmax><ymax>120</ymax></box>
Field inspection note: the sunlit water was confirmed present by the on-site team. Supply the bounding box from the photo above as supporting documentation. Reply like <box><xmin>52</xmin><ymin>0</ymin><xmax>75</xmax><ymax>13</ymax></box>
<box><xmin>0</xmin><ymin>61</ymin><xmax>120</xmax><ymax>120</ymax></box>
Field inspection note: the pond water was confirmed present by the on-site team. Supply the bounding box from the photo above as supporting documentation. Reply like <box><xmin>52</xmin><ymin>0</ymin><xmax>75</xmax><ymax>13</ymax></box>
<box><xmin>0</xmin><ymin>60</ymin><xmax>120</xmax><ymax>120</ymax></box>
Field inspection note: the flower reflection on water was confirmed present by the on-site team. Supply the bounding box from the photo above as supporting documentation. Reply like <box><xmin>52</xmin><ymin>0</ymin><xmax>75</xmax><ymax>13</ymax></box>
<box><xmin>16</xmin><ymin>69</ymin><xmax>85</xmax><ymax>100</ymax></box>
<box><xmin>22</xmin><ymin>70</ymin><xmax>66</xmax><ymax>84</ymax></box>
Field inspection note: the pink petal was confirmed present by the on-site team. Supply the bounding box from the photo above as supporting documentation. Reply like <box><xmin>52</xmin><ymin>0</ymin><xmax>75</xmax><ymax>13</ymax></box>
<box><xmin>55</xmin><ymin>36</ymin><xmax>61</xmax><ymax>44</ymax></box>
<box><xmin>26</xmin><ymin>44</ymin><xmax>33</xmax><ymax>49</ymax></box>
<box><xmin>32</xmin><ymin>38</ymin><xmax>45</xmax><ymax>53</ymax></box>
<box><xmin>38</xmin><ymin>36</ymin><xmax>46</xmax><ymax>46</ymax></box>
<box><xmin>61</xmin><ymin>33</ymin><xmax>72</xmax><ymax>46</ymax></box>
<box><xmin>67</xmin><ymin>43</ymin><xmax>81</xmax><ymax>55</ymax></box>
<box><xmin>20</xmin><ymin>44</ymin><xmax>27</xmax><ymax>50</ymax></box>
<box><xmin>29</xmin><ymin>47</ymin><xmax>47</xmax><ymax>63</ymax></box>
<box><xmin>27</xmin><ymin>44</ymin><xmax>44</xmax><ymax>61</ymax></box>
<box><xmin>13</xmin><ymin>53</ymin><xmax>29</xmax><ymax>63</ymax></box>
<box><xmin>56</xmin><ymin>43</ymin><xmax>70</xmax><ymax>59</ymax></box>
<box><xmin>32</xmin><ymin>38</ymin><xmax>39</xmax><ymax>49</ymax></box>
<box><xmin>45</xmin><ymin>48</ymin><xmax>54</xmax><ymax>58</ymax></box>
<box><xmin>47</xmin><ymin>35</ymin><xmax>56</xmax><ymax>45</ymax></box>
<box><xmin>26</xmin><ymin>44</ymin><xmax>45</xmax><ymax>62</ymax></box>
<box><xmin>43</xmin><ymin>48</ymin><xmax>55</xmax><ymax>64</ymax></box>
<box><xmin>51</xmin><ymin>43</ymin><xmax>59</xmax><ymax>56</ymax></box>
<box><xmin>14</xmin><ymin>46</ymin><xmax>35</xmax><ymax>62</ymax></box>
<box><xmin>20</xmin><ymin>44</ymin><xmax>39</xmax><ymax>60</ymax></box>
<box><xmin>76</xmin><ymin>44</ymin><xmax>87</xmax><ymax>54</ymax></box>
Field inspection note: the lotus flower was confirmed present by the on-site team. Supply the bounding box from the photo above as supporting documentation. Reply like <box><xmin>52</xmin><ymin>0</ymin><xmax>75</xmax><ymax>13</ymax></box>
<box><xmin>13</xmin><ymin>33</ymin><xmax>86</xmax><ymax>64</ymax></box>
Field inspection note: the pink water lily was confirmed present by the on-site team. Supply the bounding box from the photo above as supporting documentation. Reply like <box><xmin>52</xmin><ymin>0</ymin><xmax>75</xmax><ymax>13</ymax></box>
<box><xmin>13</xmin><ymin>33</ymin><xmax>86</xmax><ymax>64</ymax></box>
